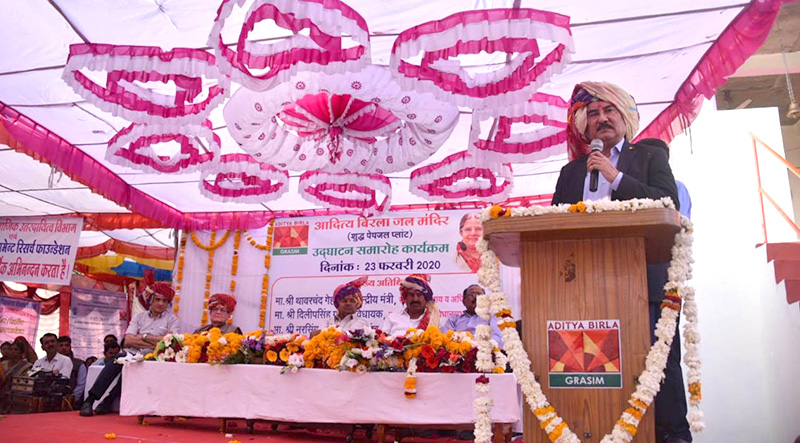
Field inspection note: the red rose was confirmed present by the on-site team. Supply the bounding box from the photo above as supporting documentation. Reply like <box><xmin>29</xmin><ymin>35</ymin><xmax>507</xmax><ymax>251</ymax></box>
<box><xmin>441</xmin><ymin>365</ymin><xmax>455</xmax><ymax>373</ymax></box>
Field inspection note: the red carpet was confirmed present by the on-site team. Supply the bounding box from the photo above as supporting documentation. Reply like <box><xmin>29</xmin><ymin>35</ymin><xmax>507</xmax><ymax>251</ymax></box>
<box><xmin>0</xmin><ymin>412</ymin><xmax>476</xmax><ymax>443</ymax></box>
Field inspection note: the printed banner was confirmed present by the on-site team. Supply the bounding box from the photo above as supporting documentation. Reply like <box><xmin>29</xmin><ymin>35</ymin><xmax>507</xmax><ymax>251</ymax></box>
<box><xmin>70</xmin><ymin>287</ymin><xmax>128</xmax><ymax>360</ymax></box>
<box><xmin>268</xmin><ymin>210</ymin><xmax>483</xmax><ymax>335</ymax></box>
<box><xmin>547</xmin><ymin>319</ymin><xmax>622</xmax><ymax>389</ymax></box>
<box><xmin>0</xmin><ymin>295</ymin><xmax>41</xmax><ymax>345</ymax></box>
<box><xmin>0</xmin><ymin>216</ymin><xmax>83</xmax><ymax>284</ymax></box>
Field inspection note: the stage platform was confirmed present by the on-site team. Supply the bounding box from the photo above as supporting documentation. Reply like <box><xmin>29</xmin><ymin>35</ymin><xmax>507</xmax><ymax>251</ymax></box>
<box><xmin>0</xmin><ymin>411</ymin><xmax>516</xmax><ymax>443</ymax></box>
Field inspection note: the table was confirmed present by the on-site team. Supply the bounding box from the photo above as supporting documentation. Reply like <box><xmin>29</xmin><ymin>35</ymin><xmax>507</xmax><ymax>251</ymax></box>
<box><xmin>121</xmin><ymin>362</ymin><xmax>520</xmax><ymax>441</ymax></box>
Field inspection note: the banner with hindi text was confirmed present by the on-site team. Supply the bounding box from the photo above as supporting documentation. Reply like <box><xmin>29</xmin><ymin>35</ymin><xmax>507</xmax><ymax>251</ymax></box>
<box><xmin>0</xmin><ymin>216</ymin><xmax>83</xmax><ymax>284</ymax></box>
<box><xmin>0</xmin><ymin>295</ymin><xmax>41</xmax><ymax>345</ymax></box>
<box><xmin>70</xmin><ymin>287</ymin><xmax>128</xmax><ymax>360</ymax></box>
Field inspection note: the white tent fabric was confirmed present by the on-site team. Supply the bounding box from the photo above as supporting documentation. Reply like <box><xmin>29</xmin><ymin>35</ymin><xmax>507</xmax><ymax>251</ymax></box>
<box><xmin>0</xmin><ymin>0</ymin><xmax>783</xmax><ymax>225</ymax></box>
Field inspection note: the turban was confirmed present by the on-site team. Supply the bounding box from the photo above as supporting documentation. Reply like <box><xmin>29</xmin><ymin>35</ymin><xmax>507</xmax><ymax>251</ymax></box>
<box><xmin>566</xmin><ymin>81</ymin><xmax>639</xmax><ymax>161</ymax></box>
<box><xmin>140</xmin><ymin>269</ymin><xmax>175</xmax><ymax>304</ymax></box>
<box><xmin>333</xmin><ymin>276</ymin><xmax>367</xmax><ymax>309</ymax></box>
<box><xmin>208</xmin><ymin>293</ymin><xmax>237</xmax><ymax>313</ymax></box>
<box><xmin>400</xmin><ymin>274</ymin><xmax>433</xmax><ymax>303</ymax></box>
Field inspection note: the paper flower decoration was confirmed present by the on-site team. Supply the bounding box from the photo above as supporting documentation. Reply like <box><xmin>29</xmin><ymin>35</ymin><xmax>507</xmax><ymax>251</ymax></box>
<box><xmin>62</xmin><ymin>43</ymin><xmax>227</xmax><ymax>128</ymax></box>
<box><xmin>409</xmin><ymin>151</ymin><xmax>513</xmax><ymax>203</ymax></box>
<box><xmin>223</xmin><ymin>64</ymin><xmax>459</xmax><ymax>174</ymax></box>
<box><xmin>469</xmin><ymin>92</ymin><xmax>569</xmax><ymax>164</ymax></box>
<box><xmin>106</xmin><ymin>121</ymin><xmax>219</xmax><ymax>174</ymax></box>
<box><xmin>390</xmin><ymin>8</ymin><xmax>574</xmax><ymax>114</ymax></box>
<box><xmin>208</xmin><ymin>0</ymin><xmax>370</xmax><ymax>91</ymax></box>
<box><xmin>298</xmin><ymin>170</ymin><xmax>392</xmax><ymax>215</ymax></box>
<box><xmin>199</xmin><ymin>153</ymin><xmax>289</xmax><ymax>203</ymax></box>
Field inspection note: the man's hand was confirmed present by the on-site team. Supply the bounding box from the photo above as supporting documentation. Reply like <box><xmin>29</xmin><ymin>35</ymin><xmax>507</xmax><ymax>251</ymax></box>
<box><xmin>587</xmin><ymin>151</ymin><xmax>619</xmax><ymax>183</ymax></box>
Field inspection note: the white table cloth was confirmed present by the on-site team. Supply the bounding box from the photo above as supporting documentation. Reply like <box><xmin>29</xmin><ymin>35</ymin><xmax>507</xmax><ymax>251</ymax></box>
<box><xmin>121</xmin><ymin>362</ymin><xmax>520</xmax><ymax>424</ymax></box>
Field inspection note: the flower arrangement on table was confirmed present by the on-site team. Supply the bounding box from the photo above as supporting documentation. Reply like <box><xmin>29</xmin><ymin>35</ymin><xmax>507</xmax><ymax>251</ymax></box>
<box><xmin>222</xmin><ymin>330</ymin><xmax>307</xmax><ymax>372</ymax></box>
<box><xmin>144</xmin><ymin>333</ymin><xmax>186</xmax><ymax>362</ymax></box>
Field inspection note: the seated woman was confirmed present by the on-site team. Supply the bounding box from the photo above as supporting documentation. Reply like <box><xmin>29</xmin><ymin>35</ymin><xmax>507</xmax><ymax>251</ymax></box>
<box><xmin>193</xmin><ymin>293</ymin><xmax>242</xmax><ymax>334</ymax></box>
<box><xmin>0</xmin><ymin>341</ymin><xmax>33</xmax><ymax>410</ymax></box>
<box><xmin>322</xmin><ymin>276</ymin><xmax>369</xmax><ymax>332</ymax></box>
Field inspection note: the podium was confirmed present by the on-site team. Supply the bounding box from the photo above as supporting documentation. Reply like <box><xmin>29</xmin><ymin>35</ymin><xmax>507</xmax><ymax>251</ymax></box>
<box><xmin>483</xmin><ymin>208</ymin><xmax>681</xmax><ymax>443</ymax></box>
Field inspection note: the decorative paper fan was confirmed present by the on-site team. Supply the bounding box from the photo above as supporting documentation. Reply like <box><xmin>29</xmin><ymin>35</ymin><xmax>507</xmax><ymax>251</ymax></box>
<box><xmin>223</xmin><ymin>64</ymin><xmax>459</xmax><ymax>174</ymax></box>
<box><xmin>409</xmin><ymin>150</ymin><xmax>513</xmax><ymax>203</ymax></box>
<box><xmin>106</xmin><ymin>121</ymin><xmax>220</xmax><ymax>174</ymax></box>
<box><xmin>469</xmin><ymin>92</ymin><xmax>569</xmax><ymax>164</ymax></box>
<box><xmin>62</xmin><ymin>43</ymin><xmax>228</xmax><ymax>127</ymax></box>
<box><xmin>208</xmin><ymin>0</ymin><xmax>370</xmax><ymax>91</ymax></box>
<box><xmin>390</xmin><ymin>8</ymin><xmax>574</xmax><ymax>114</ymax></box>
<box><xmin>298</xmin><ymin>170</ymin><xmax>392</xmax><ymax>216</ymax></box>
<box><xmin>199</xmin><ymin>153</ymin><xmax>289</xmax><ymax>203</ymax></box>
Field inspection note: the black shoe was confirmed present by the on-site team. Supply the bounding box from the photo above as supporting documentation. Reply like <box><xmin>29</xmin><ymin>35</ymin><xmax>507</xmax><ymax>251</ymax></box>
<box><xmin>79</xmin><ymin>401</ymin><xmax>93</xmax><ymax>417</ymax></box>
<box><xmin>94</xmin><ymin>399</ymin><xmax>111</xmax><ymax>415</ymax></box>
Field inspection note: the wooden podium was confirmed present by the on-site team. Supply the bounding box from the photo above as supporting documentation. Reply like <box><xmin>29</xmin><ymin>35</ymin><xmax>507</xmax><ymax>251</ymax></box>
<box><xmin>483</xmin><ymin>208</ymin><xmax>681</xmax><ymax>443</ymax></box>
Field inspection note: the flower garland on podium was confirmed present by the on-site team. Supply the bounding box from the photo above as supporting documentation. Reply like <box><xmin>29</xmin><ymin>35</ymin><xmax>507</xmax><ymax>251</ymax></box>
<box><xmin>474</xmin><ymin>198</ymin><xmax>703</xmax><ymax>443</ymax></box>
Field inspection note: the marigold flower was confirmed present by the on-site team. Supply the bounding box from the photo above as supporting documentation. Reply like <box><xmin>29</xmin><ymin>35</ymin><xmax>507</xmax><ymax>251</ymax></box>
<box><xmin>104</xmin><ymin>433</ymin><xmax>116</xmax><ymax>439</ymax></box>
<box><xmin>266</xmin><ymin>350</ymin><xmax>278</xmax><ymax>363</ymax></box>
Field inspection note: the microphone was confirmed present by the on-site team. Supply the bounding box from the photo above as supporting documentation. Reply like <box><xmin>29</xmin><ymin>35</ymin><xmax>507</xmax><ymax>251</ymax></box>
<box><xmin>589</xmin><ymin>138</ymin><xmax>604</xmax><ymax>192</ymax></box>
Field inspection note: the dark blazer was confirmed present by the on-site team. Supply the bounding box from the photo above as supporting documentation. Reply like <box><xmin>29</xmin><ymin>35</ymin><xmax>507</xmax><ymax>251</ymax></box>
<box><xmin>550</xmin><ymin>139</ymin><xmax>679</xmax><ymax>302</ymax></box>
<box><xmin>551</xmin><ymin>139</ymin><xmax>679</xmax><ymax>210</ymax></box>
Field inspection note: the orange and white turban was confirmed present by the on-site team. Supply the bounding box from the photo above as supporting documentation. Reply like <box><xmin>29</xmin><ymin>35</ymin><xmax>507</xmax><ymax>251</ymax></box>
<box><xmin>566</xmin><ymin>81</ymin><xmax>639</xmax><ymax>160</ymax></box>
<box><xmin>208</xmin><ymin>293</ymin><xmax>237</xmax><ymax>313</ymax></box>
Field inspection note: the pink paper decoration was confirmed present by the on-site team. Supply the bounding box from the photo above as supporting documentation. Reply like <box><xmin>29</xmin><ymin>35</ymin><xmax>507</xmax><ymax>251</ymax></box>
<box><xmin>199</xmin><ymin>153</ymin><xmax>289</xmax><ymax>204</ymax></box>
<box><xmin>106</xmin><ymin>121</ymin><xmax>220</xmax><ymax>174</ymax></box>
<box><xmin>390</xmin><ymin>9</ymin><xmax>574</xmax><ymax>114</ymax></box>
<box><xmin>409</xmin><ymin>151</ymin><xmax>513</xmax><ymax>203</ymax></box>
<box><xmin>62</xmin><ymin>43</ymin><xmax>228</xmax><ymax>127</ymax></box>
<box><xmin>208</xmin><ymin>0</ymin><xmax>370</xmax><ymax>91</ymax></box>
<box><xmin>298</xmin><ymin>170</ymin><xmax>392</xmax><ymax>216</ymax></box>
<box><xmin>223</xmin><ymin>64</ymin><xmax>459</xmax><ymax>174</ymax></box>
<box><xmin>469</xmin><ymin>92</ymin><xmax>569</xmax><ymax>164</ymax></box>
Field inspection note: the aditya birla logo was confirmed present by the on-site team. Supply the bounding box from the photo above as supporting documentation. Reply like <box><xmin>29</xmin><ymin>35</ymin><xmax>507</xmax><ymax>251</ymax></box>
<box><xmin>272</xmin><ymin>222</ymin><xmax>310</xmax><ymax>256</ymax></box>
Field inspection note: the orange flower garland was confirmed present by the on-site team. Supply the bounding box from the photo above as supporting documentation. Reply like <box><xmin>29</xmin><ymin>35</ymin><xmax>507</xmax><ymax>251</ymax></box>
<box><xmin>229</xmin><ymin>230</ymin><xmax>242</xmax><ymax>325</ymax></box>
<box><xmin>246</xmin><ymin>221</ymin><xmax>275</xmax><ymax>329</ymax></box>
<box><xmin>173</xmin><ymin>231</ymin><xmax>187</xmax><ymax>313</ymax></box>
<box><xmin>190</xmin><ymin>230</ymin><xmax>231</xmax><ymax>326</ymax></box>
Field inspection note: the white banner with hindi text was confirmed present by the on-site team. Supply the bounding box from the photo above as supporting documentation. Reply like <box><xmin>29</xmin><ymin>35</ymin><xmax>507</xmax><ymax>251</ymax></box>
<box><xmin>0</xmin><ymin>216</ymin><xmax>83</xmax><ymax>284</ymax></box>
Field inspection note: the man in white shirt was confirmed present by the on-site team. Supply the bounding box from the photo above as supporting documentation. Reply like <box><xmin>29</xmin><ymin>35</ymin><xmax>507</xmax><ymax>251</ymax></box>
<box><xmin>381</xmin><ymin>274</ymin><xmax>440</xmax><ymax>336</ymax></box>
<box><xmin>33</xmin><ymin>333</ymin><xmax>72</xmax><ymax>377</ymax></box>
<box><xmin>80</xmin><ymin>281</ymin><xmax>178</xmax><ymax>417</ymax></box>
<box><xmin>321</xmin><ymin>277</ymin><xmax>369</xmax><ymax>332</ymax></box>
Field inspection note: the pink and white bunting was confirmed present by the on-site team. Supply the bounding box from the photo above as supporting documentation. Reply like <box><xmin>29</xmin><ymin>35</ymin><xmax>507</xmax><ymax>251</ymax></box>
<box><xmin>409</xmin><ymin>151</ymin><xmax>513</xmax><ymax>203</ymax></box>
<box><xmin>390</xmin><ymin>9</ymin><xmax>574</xmax><ymax>114</ymax></box>
<box><xmin>199</xmin><ymin>153</ymin><xmax>289</xmax><ymax>204</ymax></box>
<box><xmin>62</xmin><ymin>44</ymin><xmax>228</xmax><ymax>128</ymax></box>
<box><xmin>469</xmin><ymin>92</ymin><xmax>570</xmax><ymax>164</ymax></box>
<box><xmin>208</xmin><ymin>0</ymin><xmax>371</xmax><ymax>91</ymax></box>
<box><xmin>298</xmin><ymin>170</ymin><xmax>392</xmax><ymax>216</ymax></box>
<box><xmin>223</xmin><ymin>65</ymin><xmax>459</xmax><ymax>174</ymax></box>
<box><xmin>106</xmin><ymin>121</ymin><xmax>220</xmax><ymax>174</ymax></box>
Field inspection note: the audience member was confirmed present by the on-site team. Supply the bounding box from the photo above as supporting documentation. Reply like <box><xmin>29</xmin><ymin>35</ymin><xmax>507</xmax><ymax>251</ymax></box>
<box><xmin>193</xmin><ymin>293</ymin><xmax>242</xmax><ymax>334</ymax></box>
<box><xmin>0</xmin><ymin>341</ymin><xmax>11</xmax><ymax>362</ymax></box>
<box><xmin>92</xmin><ymin>342</ymin><xmax>121</xmax><ymax>367</ymax></box>
<box><xmin>322</xmin><ymin>277</ymin><xmax>369</xmax><ymax>331</ymax></box>
<box><xmin>33</xmin><ymin>333</ymin><xmax>72</xmax><ymax>377</ymax></box>
<box><xmin>441</xmin><ymin>284</ymin><xmax>502</xmax><ymax>347</ymax></box>
<box><xmin>81</xmin><ymin>282</ymin><xmax>178</xmax><ymax>417</ymax></box>
<box><xmin>58</xmin><ymin>336</ymin><xmax>87</xmax><ymax>406</ymax></box>
<box><xmin>103</xmin><ymin>334</ymin><xmax>118</xmax><ymax>346</ymax></box>
<box><xmin>84</xmin><ymin>356</ymin><xmax>98</xmax><ymax>368</ymax></box>
<box><xmin>381</xmin><ymin>274</ymin><xmax>440</xmax><ymax>335</ymax></box>
<box><xmin>14</xmin><ymin>336</ymin><xmax>38</xmax><ymax>364</ymax></box>
<box><xmin>0</xmin><ymin>342</ymin><xmax>33</xmax><ymax>405</ymax></box>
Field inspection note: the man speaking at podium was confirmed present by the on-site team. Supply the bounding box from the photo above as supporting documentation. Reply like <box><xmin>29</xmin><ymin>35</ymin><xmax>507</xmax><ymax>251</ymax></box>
<box><xmin>551</xmin><ymin>81</ymin><xmax>690</xmax><ymax>443</ymax></box>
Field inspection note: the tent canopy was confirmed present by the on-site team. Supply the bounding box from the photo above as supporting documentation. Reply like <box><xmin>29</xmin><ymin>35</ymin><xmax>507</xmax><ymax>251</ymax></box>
<box><xmin>0</xmin><ymin>0</ymin><xmax>785</xmax><ymax>229</ymax></box>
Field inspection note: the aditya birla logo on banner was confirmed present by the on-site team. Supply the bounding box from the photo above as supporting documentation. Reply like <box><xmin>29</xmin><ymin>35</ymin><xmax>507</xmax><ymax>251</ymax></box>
<box><xmin>547</xmin><ymin>319</ymin><xmax>622</xmax><ymax>389</ymax></box>
<box><xmin>272</xmin><ymin>221</ymin><xmax>309</xmax><ymax>255</ymax></box>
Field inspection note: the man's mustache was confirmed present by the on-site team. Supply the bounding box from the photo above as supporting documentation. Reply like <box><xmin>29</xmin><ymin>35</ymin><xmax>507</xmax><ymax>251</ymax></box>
<box><xmin>596</xmin><ymin>122</ymin><xmax>613</xmax><ymax>131</ymax></box>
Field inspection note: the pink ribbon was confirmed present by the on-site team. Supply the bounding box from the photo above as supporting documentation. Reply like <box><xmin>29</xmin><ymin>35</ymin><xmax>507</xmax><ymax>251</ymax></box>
<box><xmin>298</xmin><ymin>170</ymin><xmax>392</xmax><ymax>215</ymax></box>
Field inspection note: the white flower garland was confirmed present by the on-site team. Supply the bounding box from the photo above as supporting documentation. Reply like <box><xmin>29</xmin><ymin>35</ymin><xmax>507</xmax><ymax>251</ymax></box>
<box><xmin>474</xmin><ymin>198</ymin><xmax>703</xmax><ymax>443</ymax></box>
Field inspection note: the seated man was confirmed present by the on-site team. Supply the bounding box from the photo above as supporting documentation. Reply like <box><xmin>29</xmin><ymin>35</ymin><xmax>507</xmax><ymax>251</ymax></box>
<box><xmin>57</xmin><ymin>336</ymin><xmax>87</xmax><ymax>407</ymax></box>
<box><xmin>322</xmin><ymin>277</ymin><xmax>369</xmax><ymax>331</ymax></box>
<box><xmin>80</xmin><ymin>282</ymin><xmax>178</xmax><ymax>417</ymax></box>
<box><xmin>92</xmin><ymin>342</ymin><xmax>121</xmax><ymax>367</ymax></box>
<box><xmin>193</xmin><ymin>293</ymin><xmax>242</xmax><ymax>334</ymax></box>
<box><xmin>441</xmin><ymin>284</ymin><xmax>503</xmax><ymax>347</ymax></box>
<box><xmin>33</xmin><ymin>333</ymin><xmax>72</xmax><ymax>378</ymax></box>
<box><xmin>103</xmin><ymin>334</ymin><xmax>118</xmax><ymax>346</ymax></box>
<box><xmin>381</xmin><ymin>274</ymin><xmax>440</xmax><ymax>335</ymax></box>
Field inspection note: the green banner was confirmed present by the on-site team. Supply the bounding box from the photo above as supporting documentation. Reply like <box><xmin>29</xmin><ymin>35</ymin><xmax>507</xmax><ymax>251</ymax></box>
<box><xmin>549</xmin><ymin>373</ymin><xmax>621</xmax><ymax>389</ymax></box>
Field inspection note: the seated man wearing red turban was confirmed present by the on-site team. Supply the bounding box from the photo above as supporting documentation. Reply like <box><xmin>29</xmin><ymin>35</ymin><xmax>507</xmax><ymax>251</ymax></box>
<box><xmin>322</xmin><ymin>277</ymin><xmax>369</xmax><ymax>332</ymax></box>
<box><xmin>193</xmin><ymin>293</ymin><xmax>242</xmax><ymax>334</ymax></box>
<box><xmin>380</xmin><ymin>274</ymin><xmax>440</xmax><ymax>336</ymax></box>
<box><xmin>80</xmin><ymin>281</ymin><xmax>178</xmax><ymax>417</ymax></box>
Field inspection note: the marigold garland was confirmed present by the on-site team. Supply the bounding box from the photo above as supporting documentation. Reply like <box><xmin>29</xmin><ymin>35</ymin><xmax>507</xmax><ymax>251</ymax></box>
<box><xmin>173</xmin><ymin>231</ymin><xmax>187</xmax><ymax>314</ymax></box>
<box><xmin>477</xmin><ymin>198</ymin><xmax>703</xmax><ymax>443</ymax></box>
<box><xmin>200</xmin><ymin>231</ymin><xmax>217</xmax><ymax>326</ymax></box>
<box><xmin>228</xmin><ymin>230</ymin><xmax>242</xmax><ymax>325</ymax></box>
<box><xmin>247</xmin><ymin>221</ymin><xmax>275</xmax><ymax>329</ymax></box>
<box><xmin>190</xmin><ymin>229</ymin><xmax>231</xmax><ymax>250</ymax></box>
